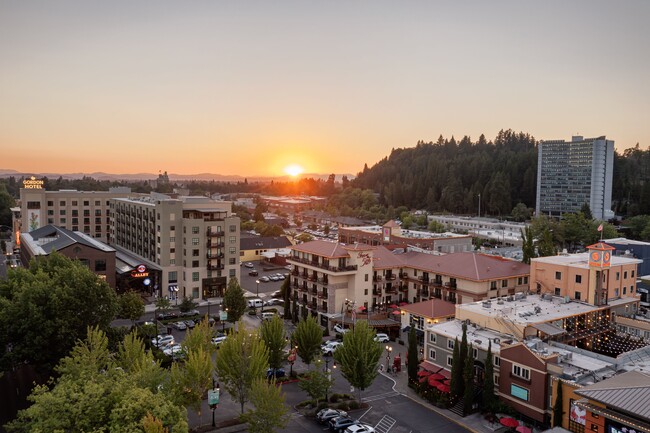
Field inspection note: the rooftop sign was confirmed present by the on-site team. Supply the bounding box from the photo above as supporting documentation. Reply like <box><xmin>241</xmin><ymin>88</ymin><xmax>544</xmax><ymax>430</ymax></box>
<box><xmin>23</xmin><ymin>176</ymin><xmax>44</xmax><ymax>189</ymax></box>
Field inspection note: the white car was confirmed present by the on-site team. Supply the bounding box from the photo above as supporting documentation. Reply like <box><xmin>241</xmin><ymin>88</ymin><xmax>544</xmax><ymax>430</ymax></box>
<box><xmin>151</xmin><ymin>335</ymin><xmax>174</xmax><ymax>347</ymax></box>
<box><xmin>345</xmin><ymin>423</ymin><xmax>375</xmax><ymax>433</ymax></box>
<box><xmin>374</xmin><ymin>333</ymin><xmax>389</xmax><ymax>343</ymax></box>
<box><xmin>333</xmin><ymin>324</ymin><xmax>350</xmax><ymax>334</ymax></box>
<box><xmin>173</xmin><ymin>321</ymin><xmax>187</xmax><ymax>331</ymax></box>
<box><xmin>322</xmin><ymin>341</ymin><xmax>343</xmax><ymax>356</ymax></box>
<box><xmin>259</xmin><ymin>276</ymin><xmax>270</xmax><ymax>282</ymax></box>
<box><xmin>163</xmin><ymin>344</ymin><xmax>185</xmax><ymax>357</ymax></box>
<box><xmin>212</xmin><ymin>334</ymin><xmax>227</xmax><ymax>346</ymax></box>
<box><xmin>244</xmin><ymin>262</ymin><xmax>254</xmax><ymax>268</ymax></box>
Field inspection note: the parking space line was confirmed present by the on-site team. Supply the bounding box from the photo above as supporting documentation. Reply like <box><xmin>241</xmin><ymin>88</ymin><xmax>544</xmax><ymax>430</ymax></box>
<box><xmin>374</xmin><ymin>415</ymin><xmax>396</xmax><ymax>433</ymax></box>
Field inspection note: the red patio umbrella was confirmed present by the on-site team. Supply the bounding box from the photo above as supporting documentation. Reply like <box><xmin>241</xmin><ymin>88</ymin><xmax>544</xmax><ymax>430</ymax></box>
<box><xmin>436</xmin><ymin>383</ymin><xmax>451</xmax><ymax>393</ymax></box>
<box><xmin>389</xmin><ymin>304</ymin><xmax>399</xmax><ymax>309</ymax></box>
<box><xmin>417</xmin><ymin>370</ymin><xmax>432</xmax><ymax>377</ymax></box>
<box><xmin>427</xmin><ymin>375</ymin><xmax>440</xmax><ymax>386</ymax></box>
<box><xmin>429</xmin><ymin>373</ymin><xmax>445</xmax><ymax>380</ymax></box>
<box><xmin>500</xmin><ymin>418</ymin><xmax>520</xmax><ymax>428</ymax></box>
<box><xmin>358</xmin><ymin>306</ymin><xmax>367</xmax><ymax>311</ymax></box>
<box><xmin>391</xmin><ymin>310</ymin><xmax>402</xmax><ymax>315</ymax></box>
<box><xmin>442</xmin><ymin>378</ymin><xmax>451</xmax><ymax>385</ymax></box>
<box><xmin>399</xmin><ymin>302</ymin><xmax>408</xmax><ymax>306</ymax></box>
<box><xmin>419</xmin><ymin>376</ymin><xmax>429</xmax><ymax>383</ymax></box>
<box><xmin>516</xmin><ymin>426</ymin><xmax>532</xmax><ymax>433</ymax></box>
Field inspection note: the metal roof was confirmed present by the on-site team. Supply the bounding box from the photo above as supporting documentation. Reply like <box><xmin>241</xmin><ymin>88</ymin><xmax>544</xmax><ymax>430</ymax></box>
<box><xmin>575</xmin><ymin>370</ymin><xmax>650</xmax><ymax>421</ymax></box>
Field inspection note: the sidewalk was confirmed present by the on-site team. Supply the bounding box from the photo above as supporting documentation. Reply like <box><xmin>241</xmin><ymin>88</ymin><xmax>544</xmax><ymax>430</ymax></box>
<box><xmin>383</xmin><ymin>341</ymin><xmax>502</xmax><ymax>433</ymax></box>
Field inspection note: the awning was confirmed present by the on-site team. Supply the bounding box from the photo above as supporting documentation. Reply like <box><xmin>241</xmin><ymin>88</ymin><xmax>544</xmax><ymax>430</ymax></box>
<box><xmin>402</xmin><ymin>326</ymin><xmax>424</xmax><ymax>336</ymax></box>
<box><xmin>531</xmin><ymin>322</ymin><xmax>566</xmax><ymax>336</ymax></box>
<box><xmin>168</xmin><ymin>285</ymin><xmax>178</xmax><ymax>292</ymax></box>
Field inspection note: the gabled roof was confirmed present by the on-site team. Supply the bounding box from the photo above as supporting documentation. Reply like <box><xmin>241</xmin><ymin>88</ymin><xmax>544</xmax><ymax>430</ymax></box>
<box><xmin>575</xmin><ymin>370</ymin><xmax>650</xmax><ymax>420</ymax></box>
<box><xmin>24</xmin><ymin>225</ymin><xmax>114</xmax><ymax>254</ymax></box>
<box><xmin>291</xmin><ymin>240</ymin><xmax>350</xmax><ymax>258</ymax></box>
<box><xmin>240</xmin><ymin>236</ymin><xmax>292</xmax><ymax>251</ymax></box>
<box><xmin>383</xmin><ymin>220</ymin><xmax>400</xmax><ymax>228</ymax></box>
<box><xmin>371</xmin><ymin>246</ymin><xmax>407</xmax><ymax>269</ymax></box>
<box><xmin>403</xmin><ymin>252</ymin><xmax>529</xmax><ymax>281</ymax></box>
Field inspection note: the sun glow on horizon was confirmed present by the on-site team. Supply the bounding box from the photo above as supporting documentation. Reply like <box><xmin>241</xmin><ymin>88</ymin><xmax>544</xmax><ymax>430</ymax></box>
<box><xmin>284</xmin><ymin>164</ymin><xmax>304</xmax><ymax>177</ymax></box>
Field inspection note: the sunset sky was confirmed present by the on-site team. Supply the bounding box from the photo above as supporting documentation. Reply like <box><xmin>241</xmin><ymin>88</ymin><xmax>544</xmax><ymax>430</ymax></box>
<box><xmin>1</xmin><ymin>1</ymin><xmax>649</xmax><ymax>177</ymax></box>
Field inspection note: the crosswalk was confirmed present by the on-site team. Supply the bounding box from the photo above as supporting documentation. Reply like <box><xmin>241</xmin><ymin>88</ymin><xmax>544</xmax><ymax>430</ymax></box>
<box><xmin>362</xmin><ymin>391</ymin><xmax>401</xmax><ymax>402</ymax></box>
<box><xmin>374</xmin><ymin>415</ymin><xmax>396</xmax><ymax>433</ymax></box>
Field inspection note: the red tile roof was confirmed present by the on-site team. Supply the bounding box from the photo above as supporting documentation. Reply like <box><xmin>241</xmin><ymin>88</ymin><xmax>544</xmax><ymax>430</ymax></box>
<box><xmin>401</xmin><ymin>299</ymin><xmax>456</xmax><ymax>318</ymax></box>
<box><xmin>290</xmin><ymin>240</ymin><xmax>350</xmax><ymax>258</ymax></box>
<box><xmin>403</xmin><ymin>252</ymin><xmax>529</xmax><ymax>281</ymax></box>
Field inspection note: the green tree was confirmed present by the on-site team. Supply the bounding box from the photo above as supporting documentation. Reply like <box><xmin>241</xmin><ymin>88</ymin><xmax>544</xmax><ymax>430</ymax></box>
<box><xmin>119</xmin><ymin>291</ymin><xmax>145</xmax><ymax>326</ymax></box>
<box><xmin>553</xmin><ymin>379</ymin><xmax>564</xmax><ymax>427</ymax></box>
<box><xmin>169</xmin><ymin>347</ymin><xmax>213</xmax><ymax>413</ymax></box>
<box><xmin>0</xmin><ymin>253</ymin><xmax>119</xmax><ymax>372</ymax></box>
<box><xmin>6</xmin><ymin>327</ymin><xmax>187</xmax><ymax>433</ymax></box>
<box><xmin>450</xmin><ymin>338</ymin><xmax>462</xmax><ymax>399</ymax></box>
<box><xmin>182</xmin><ymin>318</ymin><xmax>215</xmax><ymax>357</ymax></box>
<box><xmin>155</xmin><ymin>296</ymin><xmax>172</xmax><ymax>312</ymax></box>
<box><xmin>292</xmin><ymin>293</ymin><xmax>299</xmax><ymax>324</ymax></box>
<box><xmin>580</xmin><ymin>203</ymin><xmax>594</xmax><ymax>220</ymax></box>
<box><xmin>428</xmin><ymin>220</ymin><xmax>445</xmax><ymax>233</ymax></box>
<box><xmin>179</xmin><ymin>296</ymin><xmax>197</xmax><ymax>313</ymax></box>
<box><xmin>333</xmin><ymin>321</ymin><xmax>382</xmax><ymax>402</ymax></box>
<box><xmin>295</xmin><ymin>233</ymin><xmax>313</xmax><ymax>243</ymax></box>
<box><xmin>293</xmin><ymin>315</ymin><xmax>322</xmax><ymax>366</ymax></box>
<box><xmin>462</xmin><ymin>344</ymin><xmax>474</xmax><ymax>414</ymax></box>
<box><xmin>407</xmin><ymin>327</ymin><xmax>419</xmax><ymax>384</ymax></box>
<box><xmin>116</xmin><ymin>332</ymin><xmax>166</xmax><ymax>392</ymax></box>
<box><xmin>511</xmin><ymin>202</ymin><xmax>533</xmax><ymax>222</ymax></box>
<box><xmin>222</xmin><ymin>277</ymin><xmax>247</xmax><ymax>324</ymax></box>
<box><xmin>298</xmin><ymin>358</ymin><xmax>334</xmax><ymax>402</ymax></box>
<box><xmin>215</xmin><ymin>322</ymin><xmax>269</xmax><ymax>414</ymax></box>
<box><xmin>0</xmin><ymin>184</ymin><xmax>16</xmax><ymax>227</ymax></box>
<box><xmin>242</xmin><ymin>378</ymin><xmax>290</xmax><ymax>433</ymax></box>
<box><xmin>521</xmin><ymin>227</ymin><xmax>536</xmax><ymax>265</ymax></box>
<box><xmin>282</xmin><ymin>277</ymin><xmax>291</xmax><ymax>319</ymax></box>
<box><xmin>260</xmin><ymin>315</ymin><xmax>286</xmax><ymax>371</ymax></box>
<box><xmin>482</xmin><ymin>341</ymin><xmax>496</xmax><ymax>413</ymax></box>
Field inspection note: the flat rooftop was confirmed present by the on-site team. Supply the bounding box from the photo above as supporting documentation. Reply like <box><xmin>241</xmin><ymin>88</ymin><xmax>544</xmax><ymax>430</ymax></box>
<box><xmin>457</xmin><ymin>294</ymin><xmax>603</xmax><ymax>325</ymax></box>
<box><xmin>427</xmin><ymin>319</ymin><xmax>511</xmax><ymax>353</ymax></box>
<box><xmin>532</xmin><ymin>252</ymin><xmax>642</xmax><ymax>268</ymax></box>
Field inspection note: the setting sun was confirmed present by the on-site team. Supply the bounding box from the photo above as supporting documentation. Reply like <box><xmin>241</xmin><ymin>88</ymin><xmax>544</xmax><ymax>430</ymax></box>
<box><xmin>284</xmin><ymin>164</ymin><xmax>304</xmax><ymax>177</ymax></box>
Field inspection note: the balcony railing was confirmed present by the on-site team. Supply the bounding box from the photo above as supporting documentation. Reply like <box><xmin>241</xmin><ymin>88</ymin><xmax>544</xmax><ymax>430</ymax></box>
<box><xmin>386</xmin><ymin>274</ymin><xmax>397</xmax><ymax>281</ymax></box>
<box><xmin>206</xmin><ymin>252</ymin><xmax>224</xmax><ymax>259</ymax></box>
<box><xmin>385</xmin><ymin>287</ymin><xmax>398</xmax><ymax>294</ymax></box>
<box><xmin>373</xmin><ymin>289</ymin><xmax>382</xmax><ymax>296</ymax></box>
<box><xmin>207</xmin><ymin>240</ymin><xmax>225</xmax><ymax>248</ymax></box>
<box><xmin>311</xmin><ymin>288</ymin><xmax>318</xmax><ymax>296</ymax></box>
<box><xmin>399</xmin><ymin>285</ymin><xmax>408</xmax><ymax>292</ymax></box>
<box><xmin>206</xmin><ymin>229</ymin><xmax>225</xmax><ymax>237</ymax></box>
<box><xmin>289</xmin><ymin>256</ymin><xmax>357</xmax><ymax>273</ymax></box>
<box><xmin>207</xmin><ymin>262</ymin><xmax>224</xmax><ymax>271</ymax></box>
<box><xmin>318</xmin><ymin>290</ymin><xmax>328</xmax><ymax>299</ymax></box>
<box><xmin>318</xmin><ymin>305</ymin><xmax>328</xmax><ymax>313</ymax></box>
<box><xmin>319</xmin><ymin>277</ymin><xmax>329</xmax><ymax>286</ymax></box>
<box><xmin>373</xmin><ymin>275</ymin><xmax>383</xmax><ymax>282</ymax></box>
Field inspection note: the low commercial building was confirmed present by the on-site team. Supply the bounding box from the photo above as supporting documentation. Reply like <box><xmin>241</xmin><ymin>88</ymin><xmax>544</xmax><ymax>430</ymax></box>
<box><xmin>19</xmin><ymin>224</ymin><xmax>116</xmax><ymax>288</ymax></box>
<box><xmin>240</xmin><ymin>235</ymin><xmax>293</xmax><ymax>262</ymax></box>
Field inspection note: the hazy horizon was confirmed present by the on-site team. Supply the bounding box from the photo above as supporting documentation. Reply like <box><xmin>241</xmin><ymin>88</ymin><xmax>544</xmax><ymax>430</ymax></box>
<box><xmin>2</xmin><ymin>1</ymin><xmax>649</xmax><ymax>177</ymax></box>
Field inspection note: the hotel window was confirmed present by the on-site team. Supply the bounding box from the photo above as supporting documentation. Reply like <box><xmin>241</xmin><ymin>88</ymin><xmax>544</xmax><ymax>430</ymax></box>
<box><xmin>429</xmin><ymin>349</ymin><xmax>436</xmax><ymax>360</ymax></box>
<box><xmin>192</xmin><ymin>287</ymin><xmax>199</xmax><ymax>299</ymax></box>
<box><xmin>95</xmin><ymin>210</ymin><xmax>101</xmax><ymax>216</ymax></box>
<box><xmin>616</xmin><ymin>272</ymin><xmax>620</xmax><ymax>280</ymax></box>
<box><xmin>192</xmin><ymin>249</ymin><xmax>199</xmax><ymax>257</ymax></box>
<box><xmin>72</xmin><ymin>226</ymin><xmax>78</xmax><ymax>231</ymax></box>
<box><xmin>169</xmin><ymin>258</ymin><xmax>175</xmax><ymax>265</ymax></box>
<box><xmin>494</xmin><ymin>356</ymin><xmax>500</xmax><ymax>366</ymax></box>
<box><xmin>448</xmin><ymin>340</ymin><xmax>455</xmax><ymax>350</ymax></box>
<box><xmin>365</xmin><ymin>274</ymin><xmax>369</xmax><ymax>282</ymax></box>
<box><xmin>229</xmin><ymin>224</ymin><xmax>236</xmax><ymax>232</ymax></box>
<box><xmin>72</xmin><ymin>201</ymin><xmax>77</xmax><ymax>206</ymax></box>
<box><xmin>84</xmin><ymin>201</ymin><xmax>89</xmax><ymax>206</ymax></box>
<box><xmin>84</xmin><ymin>225</ymin><xmax>90</xmax><ymax>232</ymax></box>
<box><xmin>555</xmin><ymin>271</ymin><xmax>562</xmax><ymax>280</ymax></box>
<box><xmin>95</xmin><ymin>260</ymin><xmax>106</xmax><ymax>272</ymax></box>
<box><xmin>501</xmin><ymin>279</ymin><xmax>507</xmax><ymax>287</ymax></box>
<box><xmin>60</xmin><ymin>218</ymin><xmax>66</xmax><ymax>224</ymax></box>
<box><xmin>230</xmin><ymin>236</ymin><xmax>236</xmax><ymax>244</ymax></box>
<box><xmin>94</xmin><ymin>200</ymin><xmax>99</xmax><ymax>206</ymax></box>
<box><xmin>48</xmin><ymin>210</ymin><xmax>54</xmax><ymax>216</ymax></box>
<box><xmin>229</xmin><ymin>258</ymin><xmax>236</xmax><ymax>265</ymax></box>
<box><xmin>192</xmin><ymin>227</ymin><xmax>199</xmax><ymax>234</ymax></box>
<box><xmin>47</xmin><ymin>201</ymin><xmax>54</xmax><ymax>206</ymax></box>
<box><xmin>170</xmin><ymin>237</ymin><xmax>175</xmax><ymax>242</ymax></box>
<box><xmin>473</xmin><ymin>348</ymin><xmax>478</xmax><ymax>358</ymax></box>
<box><xmin>170</xmin><ymin>225</ymin><xmax>175</xmax><ymax>231</ymax></box>
<box><xmin>490</xmin><ymin>281</ymin><xmax>497</xmax><ymax>290</ymax></box>
<box><xmin>192</xmin><ymin>238</ymin><xmax>199</xmax><ymax>245</ymax></box>
<box><xmin>59</xmin><ymin>200</ymin><xmax>65</xmax><ymax>206</ymax></box>
<box><xmin>624</xmin><ymin>271</ymin><xmax>628</xmax><ymax>279</ymax></box>
<box><xmin>512</xmin><ymin>364</ymin><xmax>530</xmax><ymax>380</ymax></box>
<box><xmin>494</xmin><ymin>374</ymin><xmax>499</xmax><ymax>385</ymax></box>
<box><xmin>623</xmin><ymin>287</ymin><xmax>627</xmax><ymax>295</ymax></box>
<box><xmin>192</xmin><ymin>260</ymin><xmax>199</xmax><ymax>268</ymax></box>
<box><xmin>590</xmin><ymin>424</ymin><xmax>598</xmax><ymax>432</ymax></box>
<box><xmin>575</xmin><ymin>275</ymin><xmax>582</xmax><ymax>283</ymax></box>
<box><xmin>524</xmin><ymin>276</ymin><xmax>528</xmax><ymax>284</ymax></box>
<box><xmin>229</xmin><ymin>247</ymin><xmax>236</xmax><ymax>254</ymax></box>
<box><xmin>555</xmin><ymin>287</ymin><xmax>561</xmax><ymax>296</ymax></box>
<box><xmin>429</xmin><ymin>333</ymin><xmax>437</xmax><ymax>343</ymax></box>
<box><xmin>169</xmin><ymin>271</ymin><xmax>177</xmax><ymax>282</ymax></box>
<box><xmin>229</xmin><ymin>269</ymin><xmax>236</xmax><ymax>277</ymax></box>
<box><xmin>632</xmin><ymin>270</ymin><xmax>635</xmax><ymax>277</ymax></box>
<box><xmin>575</xmin><ymin>291</ymin><xmax>581</xmax><ymax>300</ymax></box>
<box><xmin>192</xmin><ymin>272</ymin><xmax>199</xmax><ymax>282</ymax></box>
<box><xmin>447</xmin><ymin>355</ymin><xmax>453</xmax><ymax>366</ymax></box>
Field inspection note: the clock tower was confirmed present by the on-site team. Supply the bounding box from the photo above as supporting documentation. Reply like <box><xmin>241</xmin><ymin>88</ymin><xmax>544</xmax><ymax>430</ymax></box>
<box><xmin>587</xmin><ymin>242</ymin><xmax>615</xmax><ymax>306</ymax></box>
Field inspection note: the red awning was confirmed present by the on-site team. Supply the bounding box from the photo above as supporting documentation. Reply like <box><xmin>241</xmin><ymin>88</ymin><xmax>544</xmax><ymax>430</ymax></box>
<box><xmin>418</xmin><ymin>360</ymin><xmax>440</xmax><ymax>373</ymax></box>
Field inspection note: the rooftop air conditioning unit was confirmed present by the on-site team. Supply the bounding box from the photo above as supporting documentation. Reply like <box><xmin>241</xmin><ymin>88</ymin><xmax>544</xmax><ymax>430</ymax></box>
<box><xmin>507</xmin><ymin>296</ymin><xmax>515</xmax><ymax>302</ymax></box>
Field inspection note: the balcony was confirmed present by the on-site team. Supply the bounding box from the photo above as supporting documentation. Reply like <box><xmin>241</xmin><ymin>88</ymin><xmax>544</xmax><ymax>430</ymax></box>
<box><xmin>206</xmin><ymin>229</ymin><xmax>225</xmax><ymax>237</ymax></box>
<box><xmin>386</xmin><ymin>274</ymin><xmax>397</xmax><ymax>281</ymax></box>
<box><xmin>373</xmin><ymin>289</ymin><xmax>382</xmax><ymax>296</ymax></box>
<box><xmin>311</xmin><ymin>288</ymin><xmax>318</xmax><ymax>296</ymax></box>
<box><xmin>318</xmin><ymin>305</ymin><xmax>328</xmax><ymax>313</ymax></box>
<box><xmin>207</xmin><ymin>261</ymin><xmax>224</xmax><ymax>271</ymax></box>
<box><xmin>289</xmin><ymin>256</ymin><xmax>358</xmax><ymax>273</ymax></box>
<box><xmin>385</xmin><ymin>287</ymin><xmax>398</xmax><ymax>294</ymax></box>
<box><xmin>399</xmin><ymin>285</ymin><xmax>408</xmax><ymax>292</ymax></box>
<box><xmin>421</xmin><ymin>290</ymin><xmax>430</xmax><ymax>297</ymax></box>
<box><xmin>399</xmin><ymin>272</ymin><xmax>409</xmax><ymax>278</ymax></box>
<box><xmin>206</xmin><ymin>252</ymin><xmax>224</xmax><ymax>259</ymax></box>
<box><xmin>373</xmin><ymin>275</ymin><xmax>383</xmax><ymax>282</ymax></box>
<box><xmin>207</xmin><ymin>240</ymin><xmax>225</xmax><ymax>248</ymax></box>
<box><xmin>292</xmin><ymin>270</ymin><xmax>299</xmax><ymax>276</ymax></box>
<box><xmin>318</xmin><ymin>290</ymin><xmax>328</xmax><ymax>299</ymax></box>
<box><xmin>319</xmin><ymin>277</ymin><xmax>329</xmax><ymax>286</ymax></box>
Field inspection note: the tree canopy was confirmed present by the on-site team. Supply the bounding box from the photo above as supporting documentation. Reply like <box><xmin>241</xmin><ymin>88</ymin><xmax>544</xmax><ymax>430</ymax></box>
<box><xmin>293</xmin><ymin>315</ymin><xmax>322</xmax><ymax>366</ymax></box>
<box><xmin>222</xmin><ymin>277</ymin><xmax>247</xmax><ymax>324</ymax></box>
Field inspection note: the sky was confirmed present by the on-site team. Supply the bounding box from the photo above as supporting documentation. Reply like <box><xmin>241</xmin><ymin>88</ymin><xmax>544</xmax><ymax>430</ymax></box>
<box><xmin>1</xmin><ymin>1</ymin><xmax>649</xmax><ymax>177</ymax></box>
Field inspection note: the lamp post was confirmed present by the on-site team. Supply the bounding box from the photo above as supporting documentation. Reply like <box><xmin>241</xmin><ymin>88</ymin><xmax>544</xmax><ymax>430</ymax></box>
<box><xmin>209</xmin><ymin>375</ymin><xmax>220</xmax><ymax>428</ymax></box>
<box><xmin>256</xmin><ymin>280</ymin><xmax>261</xmax><ymax>314</ymax></box>
<box><xmin>385</xmin><ymin>345</ymin><xmax>393</xmax><ymax>371</ymax></box>
<box><xmin>324</xmin><ymin>357</ymin><xmax>331</xmax><ymax>403</ymax></box>
<box><xmin>222</xmin><ymin>308</ymin><xmax>228</xmax><ymax>333</ymax></box>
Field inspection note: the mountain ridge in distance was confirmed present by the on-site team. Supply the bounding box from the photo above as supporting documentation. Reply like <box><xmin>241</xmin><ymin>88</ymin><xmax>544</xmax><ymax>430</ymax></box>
<box><xmin>0</xmin><ymin>169</ymin><xmax>355</xmax><ymax>182</ymax></box>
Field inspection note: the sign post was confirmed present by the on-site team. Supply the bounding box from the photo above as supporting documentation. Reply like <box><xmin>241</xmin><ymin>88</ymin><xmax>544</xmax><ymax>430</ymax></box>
<box><xmin>208</xmin><ymin>385</ymin><xmax>220</xmax><ymax>427</ymax></box>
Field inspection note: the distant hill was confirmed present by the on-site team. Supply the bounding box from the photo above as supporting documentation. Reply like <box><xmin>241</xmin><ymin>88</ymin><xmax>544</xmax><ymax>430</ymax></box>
<box><xmin>0</xmin><ymin>169</ymin><xmax>353</xmax><ymax>183</ymax></box>
<box><xmin>352</xmin><ymin>129</ymin><xmax>538</xmax><ymax>216</ymax></box>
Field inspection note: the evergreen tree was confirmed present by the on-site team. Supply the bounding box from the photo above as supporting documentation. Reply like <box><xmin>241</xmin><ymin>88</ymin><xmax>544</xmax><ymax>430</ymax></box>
<box><xmin>282</xmin><ymin>277</ymin><xmax>291</xmax><ymax>319</ymax></box>
<box><xmin>260</xmin><ymin>315</ymin><xmax>286</xmax><ymax>371</ymax></box>
<box><xmin>553</xmin><ymin>379</ymin><xmax>564</xmax><ymax>427</ymax></box>
<box><xmin>482</xmin><ymin>341</ymin><xmax>496</xmax><ymax>412</ymax></box>
<box><xmin>521</xmin><ymin>227</ymin><xmax>536</xmax><ymax>265</ymax></box>
<box><xmin>463</xmin><ymin>344</ymin><xmax>475</xmax><ymax>414</ymax></box>
<box><xmin>407</xmin><ymin>327</ymin><xmax>419</xmax><ymax>384</ymax></box>
<box><xmin>450</xmin><ymin>338</ymin><xmax>462</xmax><ymax>399</ymax></box>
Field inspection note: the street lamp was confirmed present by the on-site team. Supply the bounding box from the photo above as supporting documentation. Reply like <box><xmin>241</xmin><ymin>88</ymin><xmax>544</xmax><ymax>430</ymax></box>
<box><xmin>385</xmin><ymin>345</ymin><xmax>393</xmax><ymax>372</ymax></box>
<box><xmin>209</xmin><ymin>376</ymin><xmax>220</xmax><ymax>427</ymax></box>
<box><xmin>222</xmin><ymin>308</ymin><xmax>228</xmax><ymax>333</ymax></box>
<box><xmin>256</xmin><ymin>280</ymin><xmax>261</xmax><ymax>314</ymax></box>
<box><xmin>324</xmin><ymin>357</ymin><xmax>331</xmax><ymax>403</ymax></box>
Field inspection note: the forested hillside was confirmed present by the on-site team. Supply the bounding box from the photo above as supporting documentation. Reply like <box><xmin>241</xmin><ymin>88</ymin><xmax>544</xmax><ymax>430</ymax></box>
<box><xmin>353</xmin><ymin>129</ymin><xmax>537</xmax><ymax>216</ymax></box>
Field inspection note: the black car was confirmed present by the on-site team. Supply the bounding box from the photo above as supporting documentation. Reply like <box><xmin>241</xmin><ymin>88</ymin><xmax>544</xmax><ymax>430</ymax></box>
<box><xmin>329</xmin><ymin>416</ymin><xmax>357</xmax><ymax>432</ymax></box>
<box><xmin>157</xmin><ymin>312</ymin><xmax>178</xmax><ymax>320</ymax></box>
<box><xmin>316</xmin><ymin>408</ymin><xmax>348</xmax><ymax>424</ymax></box>
<box><xmin>248</xmin><ymin>270</ymin><xmax>259</xmax><ymax>276</ymax></box>
<box><xmin>266</xmin><ymin>368</ymin><xmax>286</xmax><ymax>379</ymax></box>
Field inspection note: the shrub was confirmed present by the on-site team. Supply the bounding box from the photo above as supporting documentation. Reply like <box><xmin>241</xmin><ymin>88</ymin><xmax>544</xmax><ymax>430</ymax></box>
<box><xmin>337</xmin><ymin>402</ymin><xmax>350</xmax><ymax>411</ymax></box>
<box><xmin>348</xmin><ymin>401</ymin><xmax>360</xmax><ymax>410</ymax></box>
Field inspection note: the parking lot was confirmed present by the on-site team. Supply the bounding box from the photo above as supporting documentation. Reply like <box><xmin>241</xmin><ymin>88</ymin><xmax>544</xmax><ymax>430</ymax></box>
<box><xmin>239</xmin><ymin>260</ymin><xmax>290</xmax><ymax>299</ymax></box>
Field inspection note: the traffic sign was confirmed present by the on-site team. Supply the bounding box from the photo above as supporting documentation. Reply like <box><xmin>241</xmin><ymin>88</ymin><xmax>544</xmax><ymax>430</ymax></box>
<box><xmin>208</xmin><ymin>388</ymin><xmax>220</xmax><ymax>406</ymax></box>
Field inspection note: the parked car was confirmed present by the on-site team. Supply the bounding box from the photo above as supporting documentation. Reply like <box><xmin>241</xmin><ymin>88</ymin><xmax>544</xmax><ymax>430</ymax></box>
<box><xmin>329</xmin><ymin>416</ymin><xmax>358</xmax><ymax>432</ymax></box>
<box><xmin>269</xmin><ymin>275</ymin><xmax>279</xmax><ymax>282</ymax></box>
<box><xmin>264</xmin><ymin>299</ymin><xmax>284</xmax><ymax>306</ymax></box>
<box><xmin>261</xmin><ymin>312</ymin><xmax>275</xmax><ymax>321</ymax></box>
<box><xmin>157</xmin><ymin>312</ymin><xmax>178</xmax><ymax>320</ymax></box>
<box><xmin>173</xmin><ymin>321</ymin><xmax>187</xmax><ymax>331</ymax></box>
<box><xmin>271</xmin><ymin>290</ymin><xmax>283</xmax><ymax>298</ymax></box>
<box><xmin>275</xmin><ymin>273</ymin><xmax>285</xmax><ymax>280</ymax></box>
<box><xmin>374</xmin><ymin>333</ymin><xmax>389</xmax><ymax>343</ymax></box>
<box><xmin>244</xmin><ymin>262</ymin><xmax>254</xmax><ymax>268</ymax></box>
<box><xmin>248</xmin><ymin>270</ymin><xmax>259</xmax><ymax>276</ymax></box>
<box><xmin>180</xmin><ymin>309</ymin><xmax>200</xmax><ymax>317</ymax></box>
<box><xmin>184</xmin><ymin>320</ymin><xmax>196</xmax><ymax>329</ymax></box>
<box><xmin>333</xmin><ymin>324</ymin><xmax>349</xmax><ymax>334</ymax></box>
<box><xmin>248</xmin><ymin>299</ymin><xmax>263</xmax><ymax>308</ymax></box>
<box><xmin>266</xmin><ymin>368</ymin><xmax>286</xmax><ymax>379</ymax></box>
<box><xmin>198</xmin><ymin>315</ymin><xmax>216</xmax><ymax>326</ymax></box>
<box><xmin>212</xmin><ymin>333</ymin><xmax>227</xmax><ymax>346</ymax></box>
<box><xmin>151</xmin><ymin>335</ymin><xmax>174</xmax><ymax>347</ymax></box>
<box><xmin>316</xmin><ymin>408</ymin><xmax>348</xmax><ymax>424</ymax></box>
<box><xmin>322</xmin><ymin>341</ymin><xmax>343</xmax><ymax>356</ymax></box>
<box><xmin>344</xmin><ymin>424</ymin><xmax>375</xmax><ymax>433</ymax></box>
<box><xmin>259</xmin><ymin>276</ymin><xmax>270</xmax><ymax>282</ymax></box>
<box><xmin>163</xmin><ymin>344</ymin><xmax>186</xmax><ymax>358</ymax></box>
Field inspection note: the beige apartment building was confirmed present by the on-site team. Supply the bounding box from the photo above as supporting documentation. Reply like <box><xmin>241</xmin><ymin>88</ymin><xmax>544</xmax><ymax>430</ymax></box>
<box><xmin>109</xmin><ymin>194</ymin><xmax>240</xmax><ymax>301</ymax></box>
<box><xmin>20</xmin><ymin>186</ymin><xmax>138</xmax><ymax>243</ymax></box>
